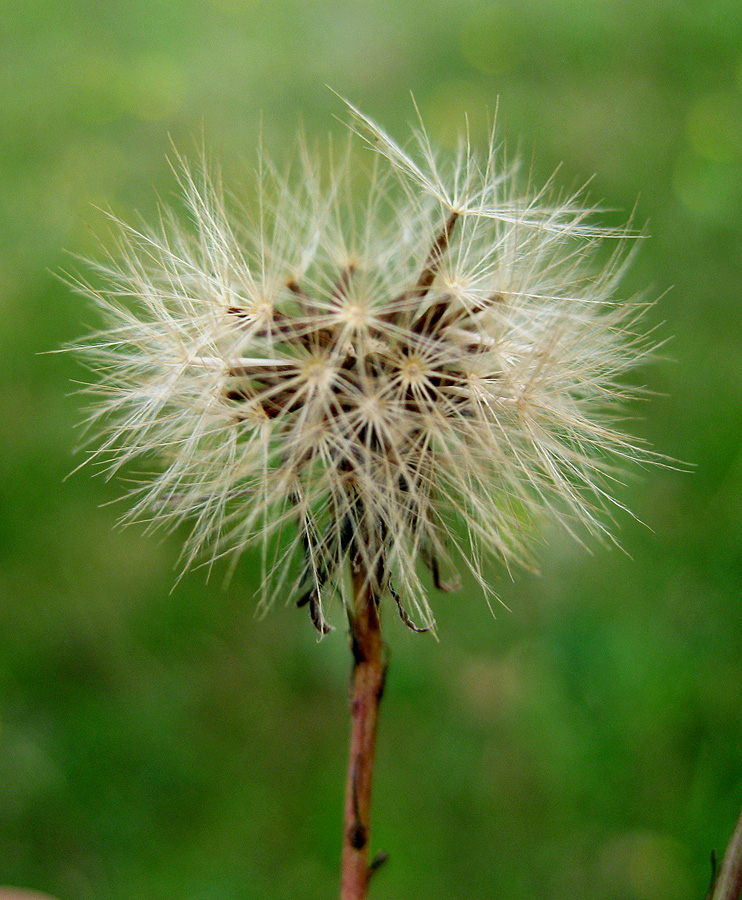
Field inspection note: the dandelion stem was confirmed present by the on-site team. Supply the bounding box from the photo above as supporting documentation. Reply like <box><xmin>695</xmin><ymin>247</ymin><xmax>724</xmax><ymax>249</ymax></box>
<box><xmin>340</xmin><ymin>557</ymin><xmax>388</xmax><ymax>900</ymax></box>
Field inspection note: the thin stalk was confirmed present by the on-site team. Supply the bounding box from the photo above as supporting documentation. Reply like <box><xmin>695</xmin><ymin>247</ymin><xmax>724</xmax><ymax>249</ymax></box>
<box><xmin>340</xmin><ymin>559</ymin><xmax>388</xmax><ymax>900</ymax></box>
<box><xmin>709</xmin><ymin>806</ymin><xmax>742</xmax><ymax>900</ymax></box>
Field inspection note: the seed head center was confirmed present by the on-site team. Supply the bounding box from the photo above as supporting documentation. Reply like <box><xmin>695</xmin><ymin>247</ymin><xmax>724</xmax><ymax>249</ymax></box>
<box><xmin>254</xmin><ymin>300</ymin><xmax>274</xmax><ymax>321</ymax></box>
<box><xmin>358</xmin><ymin>392</ymin><xmax>387</xmax><ymax>425</ymax></box>
<box><xmin>301</xmin><ymin>355</ymin><xmax>335</xmax><ymax>389</ymax></box>
<box><xmin>401</xmin><ymin>355</ymin><xmax>427</xmax><ymax>386</ymax></box>
<box><xmin>340</xmin><ymin>301</ymin><xmax>369</xmax><ymax>328</ymax></box>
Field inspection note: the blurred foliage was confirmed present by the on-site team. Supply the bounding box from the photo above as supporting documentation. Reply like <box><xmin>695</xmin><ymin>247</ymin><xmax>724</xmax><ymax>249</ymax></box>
<box><xmin>1</xmin><ymin>0</ymin><xmax>742</xmax><ymax>898</ymax></box>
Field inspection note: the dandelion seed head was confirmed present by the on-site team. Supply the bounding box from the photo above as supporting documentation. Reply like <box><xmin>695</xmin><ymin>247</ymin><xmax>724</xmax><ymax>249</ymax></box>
<box><xmin>73</xmin><ymin>102</ymin><xmax>655</xmax><ymax>633</ymax></box>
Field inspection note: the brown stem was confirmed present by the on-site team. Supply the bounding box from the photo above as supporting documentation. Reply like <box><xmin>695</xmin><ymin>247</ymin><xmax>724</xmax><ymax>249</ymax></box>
<box><xmin>413</xmin><ymin>210</ymin><xmax>459</xmax><ymax>297</ymax></box>
<box><xmin>340</xmin><ymin>561</ymin><xmax>388</xmax><ymax>900</ymax></box>
<box><xmin>710</xmin><ymin>806</ymin><xmax>742</xmax><ymax>900</ymax></box>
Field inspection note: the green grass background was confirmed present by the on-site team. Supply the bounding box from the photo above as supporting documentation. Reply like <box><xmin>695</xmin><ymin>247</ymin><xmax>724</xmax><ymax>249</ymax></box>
<box><xmin>2</xmin><ymin>0</ymin><xmax>741</xmax><ymax>897</ymax></box>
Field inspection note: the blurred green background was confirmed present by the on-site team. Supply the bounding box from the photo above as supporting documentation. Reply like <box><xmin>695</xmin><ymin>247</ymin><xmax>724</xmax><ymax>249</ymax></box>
<box><xmin>1</xmin><ymin>0</ymin><xmax>741</xmax><ymax>898</ymax></box>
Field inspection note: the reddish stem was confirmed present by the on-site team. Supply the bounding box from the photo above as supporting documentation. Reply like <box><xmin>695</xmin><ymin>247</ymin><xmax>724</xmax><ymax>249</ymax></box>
<box><xmin>340</xmin><ymin>564</ymin><xmax>387</xmax><ymax>900</ymax></box>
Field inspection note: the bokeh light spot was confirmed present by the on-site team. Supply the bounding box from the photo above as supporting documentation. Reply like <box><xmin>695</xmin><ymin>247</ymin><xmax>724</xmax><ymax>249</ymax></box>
<box><xmin>460</xmin><ymin>8</ymin><xmax>520</xmax><ymax>77</ymax></box>
<box><xmin>672</xmin><ymin>151</ymin><xmax>740</xmax><ymax>221</ymax></box>
<box><xmin>117</xmin><ymin>54</ymin><xmax>187</xmax><ymax>122</ymax></box>
<box><xmin>685</xmin><ymin>92</ymin><xmax>742</xmax><ymax>163</ymax></box>
<box><xmin>422</xmin><ymin>80</ymin><xmax>493</xmax><ymax>149</ymax></box>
